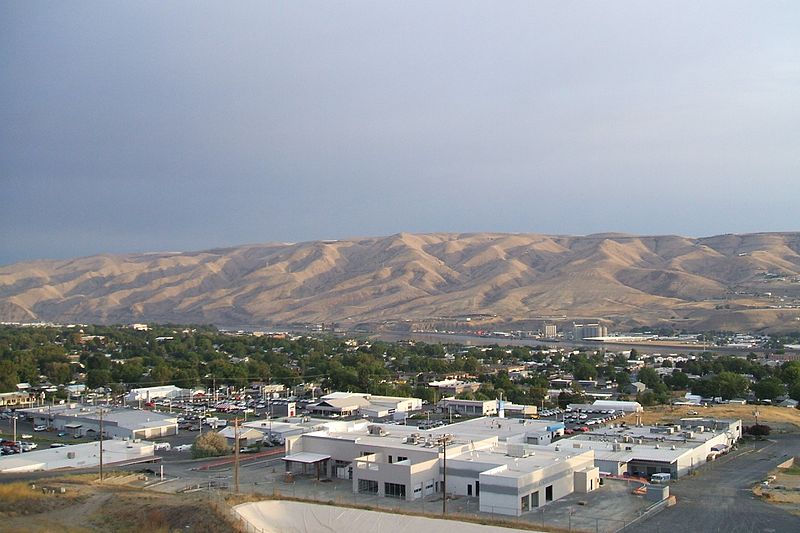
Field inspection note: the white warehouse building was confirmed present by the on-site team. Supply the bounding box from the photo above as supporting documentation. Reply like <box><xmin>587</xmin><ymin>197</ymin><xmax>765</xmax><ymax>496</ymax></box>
<box><xmin>21</xmin><ymin>404</ymin><xmax>179</xmax><ymax>440</ymax></box>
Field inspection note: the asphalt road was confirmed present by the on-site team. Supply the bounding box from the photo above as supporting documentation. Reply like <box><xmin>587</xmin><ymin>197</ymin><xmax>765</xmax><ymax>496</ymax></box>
<box><xmin>634</xmin><ymin>434</ymin><xmax>800</xmax><ymax>533</ymax></box>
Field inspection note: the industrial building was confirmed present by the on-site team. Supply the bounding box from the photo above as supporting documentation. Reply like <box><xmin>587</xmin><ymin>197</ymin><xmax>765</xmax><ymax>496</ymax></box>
<box><xmin>573</xmin><ymin>323</ymin><xmax>608</xmax><ymax>341</ymax></box>
<box><xmin>549</xmin><ymin>418</ymin><xmax>742</xmax><ymax>479</ymax></box>
<box><xmin>20</xmin><ymin>404</ymin><xmax>179</xmax><ymax>439</ymax></box>
<box><xmin>283</xmin><ymin>417</ymin><xmax>598</xmax><ymax>516</ymax></box>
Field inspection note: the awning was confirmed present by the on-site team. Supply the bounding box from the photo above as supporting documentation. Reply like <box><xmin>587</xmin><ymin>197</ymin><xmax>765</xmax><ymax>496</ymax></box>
<box><xmin>282</xmin><ymin>452</ymin><xmax>331</xmax><ymax>464</ymax></box>
<box><xmin>64</xmin><ymin>423</ymin><xmax>83</xmax><ymax>429</ymax></box>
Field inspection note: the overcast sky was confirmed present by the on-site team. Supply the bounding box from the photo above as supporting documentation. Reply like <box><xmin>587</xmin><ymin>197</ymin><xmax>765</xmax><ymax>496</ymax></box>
<box><xmin>2</xmin><ymin>1</ymin><xmax>799</xmax><ymax>265</ymax></box>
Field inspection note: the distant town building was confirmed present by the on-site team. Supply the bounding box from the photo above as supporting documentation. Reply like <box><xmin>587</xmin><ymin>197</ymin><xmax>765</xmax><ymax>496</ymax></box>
<box><xmin>543</xmin><ymin>324</ymin><xmax>558</xmax><ymax>338</ymax></box>
<box><xmin>428</xmin><ymin>379</ymin><xmax>481</xmax><ymax>396</ymax></box>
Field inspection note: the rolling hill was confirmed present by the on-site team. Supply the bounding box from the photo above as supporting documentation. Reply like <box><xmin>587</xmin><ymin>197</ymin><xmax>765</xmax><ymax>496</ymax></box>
<box><xmin>2</xmin><ymin>232</ymin><xmax>800</xmax><ymax>332</ymax></box>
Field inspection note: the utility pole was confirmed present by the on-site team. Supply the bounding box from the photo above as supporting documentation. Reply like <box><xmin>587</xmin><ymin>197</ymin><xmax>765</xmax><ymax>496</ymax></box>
<box><xmin>233</xmin><ymin>417</ymin><xmax>240</xmax><ymax>493</ymax></box>
<box><xmin>99</xmin><ymin>408</ymin><xmax>104</xmax><ymax>483</ymax></box>
<box><xmin>438</xmin><ymin>434</ymin><xmax>451</xmax><ymax>515</ymax></box>
<box><xmin>13</xmin><ymin>415</ymin><xmax>17</xmax><ymax>444</ymax></box>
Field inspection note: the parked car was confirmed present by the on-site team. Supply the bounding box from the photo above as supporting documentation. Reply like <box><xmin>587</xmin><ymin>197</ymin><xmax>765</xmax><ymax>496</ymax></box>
<box><xmin>33</xmin><ymin>425</ymin><xmax>47</xmax><ymax>432</ymax></box>
<box><xmin>174</xmin><ymin>444</ymin><xmax>192</xmax><ymax>452</ymax></box>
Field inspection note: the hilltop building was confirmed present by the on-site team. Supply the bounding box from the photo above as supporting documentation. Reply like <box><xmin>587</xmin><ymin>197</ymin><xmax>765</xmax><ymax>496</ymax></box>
<box><xmin>283</xmin><ymin>417</ymin><xmax>598</xmax><ymax>516</ymax></box>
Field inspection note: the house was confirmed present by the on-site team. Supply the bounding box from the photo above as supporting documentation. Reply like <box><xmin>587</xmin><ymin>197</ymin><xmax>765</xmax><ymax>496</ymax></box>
<box><xmin>623</xmin><ymin>382</ymin><xmax>647</xmax><ymax>395</ymax></box>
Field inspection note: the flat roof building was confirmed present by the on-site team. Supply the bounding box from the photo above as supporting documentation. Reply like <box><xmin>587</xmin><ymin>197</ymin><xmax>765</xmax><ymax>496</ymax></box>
<box><xmin>307</xmin><ymin>392</ymin><xmax>422</xmax><ymax>419</ymax></box>
<box><xmin>0</xmin><ymin>439</ymin><xmax>155</xmax><ymax>473</ymax></box>
<box><xmin>20</xmin><ymin>404</ymin><xmax>178</xmax><ymax>440</ymax></box>
<box><xmin>549</xmin><ymin>418</ymin><xmax>741</xmax><ymax>479</ymax></box>
<box><xmin>284</xmin><ymin>417</ymin><xmax>599</xmax><ymax>517</ymax></box>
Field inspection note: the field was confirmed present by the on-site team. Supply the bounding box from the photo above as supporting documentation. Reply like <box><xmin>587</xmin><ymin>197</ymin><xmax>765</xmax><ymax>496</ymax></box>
<box><xmin>621</xmin><ymin>404</ymin><xmax>800</xmax><ymax>430</ymax></box>
<box><xmin>0</xmin><ymin>474</ymin><xmax>236</xmax><ymax>533</ymax></box>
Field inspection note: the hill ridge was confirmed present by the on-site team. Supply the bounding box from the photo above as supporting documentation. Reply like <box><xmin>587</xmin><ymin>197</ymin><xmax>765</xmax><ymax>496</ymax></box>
<box><xmin>2</xmin><ymin>232</ymin><xmax>799</xmax><ymax>332</ymax></box>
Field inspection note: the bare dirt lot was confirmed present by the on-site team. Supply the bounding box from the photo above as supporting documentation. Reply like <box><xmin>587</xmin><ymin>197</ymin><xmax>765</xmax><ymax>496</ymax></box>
<box><xmin>0</xmin><ymin>474</ymin><xmax>237</xmax><ymax>533</ymax></box>
<box><xmin>753</xmin><ymin>462</ymin><xmax>800</xmax><ymax>517</ymax></box>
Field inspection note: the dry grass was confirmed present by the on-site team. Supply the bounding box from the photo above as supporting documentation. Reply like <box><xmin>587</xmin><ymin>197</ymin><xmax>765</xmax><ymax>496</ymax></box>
<box><xmin>622</xmin><ymin>404</ymin><xmax>800</xmax><ymax>430</ymax></box>
<box><xmin>0</xmin><ymin>475</ymin><xmax>237</xmax><ymax>533</ymax></box>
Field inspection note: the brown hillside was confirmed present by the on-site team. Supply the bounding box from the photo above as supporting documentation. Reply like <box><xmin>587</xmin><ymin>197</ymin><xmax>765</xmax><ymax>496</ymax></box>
<box><xmin>1</xmin><ymin>232</ymin><xmax>800</xmax><ymax>331</ymax></box>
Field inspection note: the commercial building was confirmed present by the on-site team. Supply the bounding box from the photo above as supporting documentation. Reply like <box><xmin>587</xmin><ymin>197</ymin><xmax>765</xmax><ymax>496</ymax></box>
<box><xmin>20</xmin><ymin>404</ymin><xmax>179</xmax><ymax>439</ymax></box>
<box><xmin>567</xmin><ymin>400</ymin><xmax>644</xmax><ymax>413</ymax></box>
<box><xmin>307</xmin><ymin>392</ymin><xmax>422</xmax><ymax>419</ymax></box>
<box><xmin>437</xmin><ymin>398</ymin><xmax>498</xmax><ymax>417</ymax></box>
<box><xmin>0</xmin><ymin>439</ymin><xmax>155</xmax><ymax>473</ymax></box>
<box><xmin>543</xmin><ymin>324</ymin><xmax>558</xmax><ymax>338</ymax></box>
<box><xmin>124</xmin><ymin>385</ymin><xmax>187</xmax><ymax>403</ymax></box>
<box><xmin>428</xmin><ymin>379</ymin><xmax>482</xmax><ymax>397</ymax></box>
<box><xmin>0</xmin><ymin>391</ymin><xmax>36</xmax><ymax>409</ymax></box>
<box><xmin>283</xmin><ymin>417</ymin><xmax>599</xmax><ymax>516</ymax></box>
<box><xmin>550</xmin><ymin>418</ymin><xmax>741</xmax><ymax>479</ymax></box>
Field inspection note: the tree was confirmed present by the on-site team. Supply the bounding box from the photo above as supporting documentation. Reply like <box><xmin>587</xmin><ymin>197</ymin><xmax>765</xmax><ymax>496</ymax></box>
<box><xmin>664</xmin><ymin>371</ymin><xmax>691</xmax><ymax>391</ymax></box>
<box><xmin>573</xmin><ymin>360</ymin><xmax>598</xmax><ymax>380</ymax></box>
<box><xmin>751</xmin><ymin>378</ymin><xmax>785</xmax><ymax>401</ymax></box>
<box><xmin>713</xmin><ymin>372</ymin><xmax>749</xmax><ymax>400</ymax></box>
<box><xmin>637</xmin><ymin>368</ymin><xmax>660</xmax><ymax>389</ymax></box>
<box><xmin>0</xmin><ymin>360</ymin><xmax>18</xmax><ymax>392</ymax></box>
<box><xmin>192</xmin><ymin>431</ymin><xmax>230</xmax><ymax>458</ymax></box>
<box><xmin>789</xmin><ymin>380</ymin><xmax>800</xmax><ymax>402</ymax></box>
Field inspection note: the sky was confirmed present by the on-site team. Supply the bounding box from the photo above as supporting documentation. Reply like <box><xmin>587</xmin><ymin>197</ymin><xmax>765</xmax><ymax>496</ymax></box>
<box><xmin>2</xmin><ymin>1</ymin><xmax>799</xmax><ymax>265</ymax></box>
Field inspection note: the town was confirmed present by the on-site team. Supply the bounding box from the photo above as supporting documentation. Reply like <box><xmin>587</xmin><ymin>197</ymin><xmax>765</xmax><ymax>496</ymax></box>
<box><xmin>0</xmin><ymin>323</ymin><xmax>798</xmax><ymax>532</ymax></box>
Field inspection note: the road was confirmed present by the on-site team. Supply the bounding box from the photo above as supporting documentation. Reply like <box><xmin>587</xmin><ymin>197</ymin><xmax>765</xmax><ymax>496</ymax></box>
<box><xmin>632</xmin><ymin>434</ymin><xmax>800</xmax><ymax>533</ymax></box>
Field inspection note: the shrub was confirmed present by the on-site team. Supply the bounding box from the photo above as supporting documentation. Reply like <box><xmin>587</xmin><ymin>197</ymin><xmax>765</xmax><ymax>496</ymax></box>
<box><xmin>743</xmin><ymin>424</ymin><xmax>771</xmax><ymax>436</ymax></box>
<box><xmin>191</xmin><ymin>431</ymin><xmax>230</xmax><ymax>458</ymax></box>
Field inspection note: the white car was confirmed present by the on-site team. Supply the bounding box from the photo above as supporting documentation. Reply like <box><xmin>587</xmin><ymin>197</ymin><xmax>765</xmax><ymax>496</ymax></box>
<box><xmin>154</xmin><ymin>442</ymin><xmax>171</xmax><ymax>451</ymax></box>
<box><xmin>174</xmin><ymin>444</ymin><xmax>192</xmax><ymax>452</ymax></box>
<box><xmin>33</xmin><ymin>425</ymin><xmax>47</xmax><ymax>432</ymax></box>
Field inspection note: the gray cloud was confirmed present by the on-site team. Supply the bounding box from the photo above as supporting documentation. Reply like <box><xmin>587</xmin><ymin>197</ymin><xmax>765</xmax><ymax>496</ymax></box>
<box><xmin>2</xmin><ymin>1</ymin><xmax>799</xmax><ymax>264</ymax></box>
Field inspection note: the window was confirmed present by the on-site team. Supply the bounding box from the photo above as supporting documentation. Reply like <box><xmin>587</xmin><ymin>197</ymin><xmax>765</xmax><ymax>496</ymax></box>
<box><xmin>521</xmin><ymin>494</ymin><xmax>530</xmax><ymax>512</ymax></box>
<box><xmin>396</xmin><ymin>456</ymin><xmax>408</xmax><ymax>462</ymax></box>
<box><xmin>467</xmin><ymin>484</ymin><xmax>472</xmax><ymax>496</ymax></box>
<box><xmin>545</xmin><ymin>485</ymin><xmax>553</xmax><ymax>502</ymax></box>
<box><xmin>385</xmin><ymin>482</ymin><xmax>406</xmax><ymax>499</ymax></box>
<box><xmin>475</xmin><ymin>481</ymin><xmax>480</xmax><ymax>496</ymax></box>
<box><xmin>358</xmin><ymin>479</ymin><xmax>378</xmax><ymax>494</ymax></box>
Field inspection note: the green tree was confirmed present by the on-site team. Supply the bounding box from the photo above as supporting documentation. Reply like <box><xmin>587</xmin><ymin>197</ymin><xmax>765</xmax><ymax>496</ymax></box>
<box><xmin>713</xmin><ymin>372</ymin><xmax>749</xmax><ymax>400</ymax></box>
<box><xmin>752</xmin><ymin>378</ymin><xmax>785</xmax><ymax>401</ymax></box>
<box><xmin>637</xmin><ymin>368</ymin><xmax>660</xmax><ymax>389</ymax></box>
<box><xmin>0</xmin><ymin>360</ymin><xmax>19</xmax><ymax>392</ymax></box>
